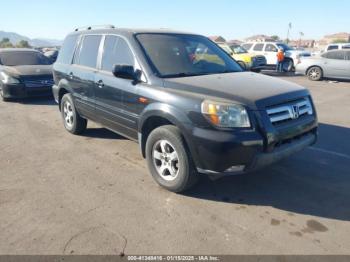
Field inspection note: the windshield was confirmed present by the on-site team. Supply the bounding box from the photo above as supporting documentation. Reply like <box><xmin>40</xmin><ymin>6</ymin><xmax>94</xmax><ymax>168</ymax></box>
<box><xmin>0</xmin><ymin>51</ymin><xmax>52</xmax><ymax>66</ymax></box>
<box><xmin>230</xmin><ymin>45</ymin><xmax>248</xmax><ymax>54</ymax></box>
<box><xmin>218</xmin><ymin>43</ymin><xmax>233</xmax><ymax>54</ymax></box>
<box><xmin>136</xmin><ymin>34</ymin><xmax>242</xmax><ymax>78</ymax></box>
<box><xmin>276</xmin><ymin>43</ymin><xmax>292</xmax><ymax>51</ymax></box>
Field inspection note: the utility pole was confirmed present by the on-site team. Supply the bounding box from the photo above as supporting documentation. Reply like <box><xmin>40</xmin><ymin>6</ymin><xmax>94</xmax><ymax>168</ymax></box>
<box><xmin>286</xmin><ymin>22</ymin><xmax>292</xmax><ymax>44</ymax></box>
<box><xmin>299</xmin><ymin>32</ymin><xmax>304</xmax><ymax>48</ymax></box>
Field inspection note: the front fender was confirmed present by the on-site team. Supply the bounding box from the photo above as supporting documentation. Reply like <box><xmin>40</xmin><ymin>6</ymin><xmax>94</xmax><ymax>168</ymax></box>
<box><xmin>138</xmin><ymin>102</ymin><xmax>201</xmax><ymax>167</ymax></box>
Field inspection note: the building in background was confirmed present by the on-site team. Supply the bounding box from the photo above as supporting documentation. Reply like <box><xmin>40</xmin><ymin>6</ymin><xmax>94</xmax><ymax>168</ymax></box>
<box><xmin>208</xmin><ymin>36</ymin><xmax>226</xmax><ymax>42</ymax></box>
<box><xmin>244</xmin><ymin>34</ymin><xmax>275</xmax><ymax>42</ymax></box>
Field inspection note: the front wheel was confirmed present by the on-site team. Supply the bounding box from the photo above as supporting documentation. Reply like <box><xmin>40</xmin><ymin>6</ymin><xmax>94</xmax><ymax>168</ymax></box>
<box><xmin>237</xmin><ymin>61</ymin><xmax>247</xmax><ymax>71</ymax></box>
<box><xmin>0</xmin><ymin>87</ymin><xmax>9</xmax><ymax>102</ymax></box>
<box><xmin>307</xmin><ymin>66</ymin><xmax>323</xmax><ymax>81</ymax></box>
<box><xmin>283</xmin><ymin>59</ymin><xmax>294</xmax><ymax>72</ymax></box>
<box><xmin>60</xmin><ymin>93</ymin><xmax>87</xmax><ymax>134</ymax></box>
<box><xmin>145</xmin><ymin>125</ymin><xmax>199</xmax><ymax>192</ymax></box>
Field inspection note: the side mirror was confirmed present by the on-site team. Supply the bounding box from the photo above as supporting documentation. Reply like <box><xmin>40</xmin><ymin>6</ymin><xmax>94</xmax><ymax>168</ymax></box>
<box><xmin>112</xmin><ymin>64</ymin><xmax>141</xmax><ymax>84</ymax></box>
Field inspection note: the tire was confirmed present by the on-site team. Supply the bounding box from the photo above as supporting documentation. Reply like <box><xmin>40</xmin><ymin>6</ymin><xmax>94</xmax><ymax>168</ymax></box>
<box><xmin>307</xmin><ymin>66</ymin><xmax>323</xmax><ymax>81</ymax></box>
<box><xmin>0</xmin><ymin>87</ymin><xmax>9</xmax><ymax>102</ymax></box>
<box><xmin>60</xmin><ymin>93</ymin><xmax>87</xmax><ymax>134</ymax></box>
<box><xmin>237</xmin><ymin>61</ymin><xmax>247</xmax><ymax>71</ymax></box>
<box><xmin>283</xmin><ymin>59</ymin><xmax>294</xmax><ymax>72</ymax></box>
<box><xmin>145</xmin><ymin>125</ymin><xmax>199</xmax><ymax>193</ymax></box>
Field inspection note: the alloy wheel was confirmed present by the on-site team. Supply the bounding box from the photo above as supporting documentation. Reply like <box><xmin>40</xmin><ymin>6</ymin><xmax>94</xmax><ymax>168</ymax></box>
<box><xmin>309</xmin><ymin>68</ymin><xmax>321</xmax><ymax>80</ymax></box>
<box><xmin>63</xmin><ymin>101</ymin><xmax>74</xmax><ymax>128</ymax></box>
<box><xmin>152</xmin><ymin>140</ymin><xmax>180</xmax><ymax>181</ymax></box>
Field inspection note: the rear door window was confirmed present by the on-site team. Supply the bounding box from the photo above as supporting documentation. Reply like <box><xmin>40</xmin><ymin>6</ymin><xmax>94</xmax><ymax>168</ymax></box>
<box><xmin>101</xmin><ymin>36</ymin><xmax>135</xmax><ymax>72</ymax></box>
<box><xmin>75</xmin><ymin>35</ymin><xmax>102</xmax><ymax>68</ymax></box>
<box><xmin>253</xmin><ymin>43</ymin><xmax>264</xmax><ymax>51</ymax></box>
<box><xmin>265</xmin><ymin>44</ymin><xmax>278</xmax><ymax>52</ymax></box>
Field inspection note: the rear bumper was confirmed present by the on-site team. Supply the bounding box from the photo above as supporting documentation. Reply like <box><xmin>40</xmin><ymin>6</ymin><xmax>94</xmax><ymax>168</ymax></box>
<box><xmin>1</xmin><ymin>83</ymin><xmax>53</xmax><ymax>98</ymax></box>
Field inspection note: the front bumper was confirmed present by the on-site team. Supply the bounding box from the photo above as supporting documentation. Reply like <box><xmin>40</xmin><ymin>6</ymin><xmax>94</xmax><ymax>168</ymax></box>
<box><xmin>1</xmin><ymin>83</ymin><xmax>53</xmax><ymax>99</ymax></box>
<box><xmin>188</xmin><ymin>113</ymin><xmax>318</xmax><ymax>176</ymax></box>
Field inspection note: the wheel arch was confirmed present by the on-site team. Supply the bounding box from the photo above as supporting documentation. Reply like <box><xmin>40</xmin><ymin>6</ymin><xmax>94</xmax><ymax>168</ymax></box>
<box><xmin>306</xmin><ymin>65</ymin><xmax>323</xmax><ymax>76</ymax></box>
<box><xmin>57</xmin><ymin>79</ymin><xmax>73</xmax><ymax>111</ymax></box>
<box><xmin>138</xmin><ymin>103</ymin><xmax>197</xmax><ymax>164</ymax></box>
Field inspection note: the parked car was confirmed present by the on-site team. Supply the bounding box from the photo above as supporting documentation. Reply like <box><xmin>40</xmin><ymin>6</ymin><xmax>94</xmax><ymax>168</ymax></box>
<box><xmin>242</xmin><ymin>42</ymin><xmax>311</xmax><ymax>71</ymax></box>
<box><xmin>215</xmin><ymin>42</ymin><xmax>266</xmax><ymax>71</ymax></box>
<box><xmin>295</xmin><ymin>50</ymin><xmax>350</xmax><ymax>81</ymax></box>
<box><xmin>53</xmin><ymin>26</ymin><xmax>318</xmax><ymax>192</ymax></box>
<box><xmin>0</xmin><ymin>48</ymin><xmax>54</xmax><ymax>101</ymax></box>
<box><xmin>324</xmin><ymin>43</ymin><xmax>350</xmax><ymax>52</ymax></box>
<box><xmin>44</xmin><ymin>50</ymin><xmax>59</xmax><ymax>63</ymax></box>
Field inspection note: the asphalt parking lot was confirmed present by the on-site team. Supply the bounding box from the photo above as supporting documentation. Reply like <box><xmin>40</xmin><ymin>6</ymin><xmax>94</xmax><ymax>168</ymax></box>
<box><xmin>0</xmin><ymin>75</ymin><xmax>350</xmax><ymax>255</ymax></box>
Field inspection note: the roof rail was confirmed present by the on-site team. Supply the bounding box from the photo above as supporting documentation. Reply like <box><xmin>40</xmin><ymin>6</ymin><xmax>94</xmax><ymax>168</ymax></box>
<box><xmin>74</xmin><ymin>25</ymin><xmax>115</xmax><ymax>32</ymax></box>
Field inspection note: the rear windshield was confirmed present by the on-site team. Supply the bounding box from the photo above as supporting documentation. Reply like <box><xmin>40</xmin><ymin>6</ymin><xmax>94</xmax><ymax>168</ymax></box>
<box><xmin>0</xmin><ymin>51</ymin><xmax>52</xmax><ymax>66</ymax></box>
<box><xmin>136</xmin><ymin>33</ymin><xmax>242</xmax><ymax>78</ymax></box>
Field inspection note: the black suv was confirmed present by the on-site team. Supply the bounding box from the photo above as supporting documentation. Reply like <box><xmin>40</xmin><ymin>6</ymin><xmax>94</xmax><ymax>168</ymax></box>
<box><xmin>53</xmin><ymin>26</ymin><xmax>318</xmax><ymax>192</ymax></box>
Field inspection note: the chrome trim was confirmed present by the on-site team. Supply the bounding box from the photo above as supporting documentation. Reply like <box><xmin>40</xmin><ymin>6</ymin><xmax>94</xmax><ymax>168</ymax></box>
<box><xmin>266</xmin><ymin>97</ymin><xmax>313</xmax><ymax>124</ymax></box>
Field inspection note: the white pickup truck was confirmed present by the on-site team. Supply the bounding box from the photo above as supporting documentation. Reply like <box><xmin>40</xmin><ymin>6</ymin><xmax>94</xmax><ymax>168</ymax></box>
<box><xmin>242</xmin><ymin>42</ymin><xmax>311</xmax><ymax>71</ymax></box>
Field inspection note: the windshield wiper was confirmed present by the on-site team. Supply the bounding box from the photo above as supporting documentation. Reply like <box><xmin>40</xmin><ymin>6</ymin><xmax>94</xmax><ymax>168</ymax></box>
<box><xmin>162</xmin><ymin>72</ymin><xmax>207</xmax><ymax>78</ymax></box>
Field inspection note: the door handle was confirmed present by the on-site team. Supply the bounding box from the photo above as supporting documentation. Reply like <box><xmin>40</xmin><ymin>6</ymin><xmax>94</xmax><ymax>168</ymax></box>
<box><xmin>96</xmin><ymin>80</ymin><xmax>104</xmax><ymax>88</ymax></box>
<box><xmin>69</xmin><ymin>72</ymin><xmax>74</xmax><ymax>80</ymax></box>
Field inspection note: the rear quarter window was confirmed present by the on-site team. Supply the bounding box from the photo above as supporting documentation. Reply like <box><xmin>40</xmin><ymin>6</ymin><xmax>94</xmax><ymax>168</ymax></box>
<box><xmin>56</xmin><ymin>35</ymin><xmax>79</xmax><ymax>64</ymax></box>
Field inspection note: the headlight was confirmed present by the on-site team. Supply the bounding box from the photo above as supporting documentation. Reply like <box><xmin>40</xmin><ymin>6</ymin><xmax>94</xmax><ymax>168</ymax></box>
<box><xmin>201</xmin><ymin>100</ymin><xmax>250</xmax><ymax>128</ymax></box>
<box><xmin>0</xmin><ymin>72</ymin><xmax>20</xmax><ymax>84</ymax></box>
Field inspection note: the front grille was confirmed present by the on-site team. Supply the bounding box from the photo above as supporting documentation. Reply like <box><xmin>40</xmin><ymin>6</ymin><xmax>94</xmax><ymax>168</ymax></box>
<box><xmin>266</xmin><ymin>97</ymin><xmax>313</xmax><ymax>125</ymax></box>
<box><xmin>22</xmin><ymin>77</ymin><xmax>54</xmax><ymax>88</ymax></box>
<box><xmin>253</xmin><ymin>55</ymin><xmax>266</xmax><ymax>66</ymax></box>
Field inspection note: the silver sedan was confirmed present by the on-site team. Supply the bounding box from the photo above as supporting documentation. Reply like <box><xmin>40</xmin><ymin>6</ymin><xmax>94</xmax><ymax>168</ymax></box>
<box><xmin>295</xmin><ymin>50</ymin><xmax>350</xmax><ymax>81</ymax></box>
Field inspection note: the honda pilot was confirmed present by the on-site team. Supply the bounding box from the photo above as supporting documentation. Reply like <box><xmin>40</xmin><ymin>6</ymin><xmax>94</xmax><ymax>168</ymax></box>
<box><xmin>52</xmin><ymin>26</ymin><xmax>318</xmax><ymax>192</ymax></box>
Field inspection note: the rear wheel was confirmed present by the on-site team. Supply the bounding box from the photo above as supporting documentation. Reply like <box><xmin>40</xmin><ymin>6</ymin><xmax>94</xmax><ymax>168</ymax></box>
<box><xmin>307</xmin><ymin>66</ymin><xmax>323</xmax><ymax>81</ymax></box>
<box><xmin>60</xmin><ymin>93</ymin><xmax>87</xmax><ymax>134</ymax></box>
<box><xmin>145</xmin><ymin>125</ymin><xmax>199</xmax><ymax>192</ymax></box>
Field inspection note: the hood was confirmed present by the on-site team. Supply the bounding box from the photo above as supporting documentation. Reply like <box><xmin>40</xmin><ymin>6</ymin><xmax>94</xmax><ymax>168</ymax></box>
<box><xmin>163</xmin><ymin>72</ymin><xmax>308</xmax><ymax>109</ymax></box>
<box><xmin>2</xmin><ymin>65</ymin><xmax>53</xmax><ymax>77</ymax></box>
<box><xmin>233</xmin><ymin>53</ymin><xmax>252</xmax><ymax>63</ymax></box>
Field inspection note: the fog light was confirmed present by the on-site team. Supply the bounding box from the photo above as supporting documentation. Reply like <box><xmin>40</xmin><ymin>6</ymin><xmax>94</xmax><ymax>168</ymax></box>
<box><xmin>224</xmin><ymin>165</ymin><xmax>245</xmax><ymax>173</ymax></box>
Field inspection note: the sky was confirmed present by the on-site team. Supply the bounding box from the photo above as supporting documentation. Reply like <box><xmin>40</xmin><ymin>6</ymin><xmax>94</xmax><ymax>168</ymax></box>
<box><xmin>1</xmin><ymin>0</ymin><xmax>349</xmax><ymax>41</ymax></box>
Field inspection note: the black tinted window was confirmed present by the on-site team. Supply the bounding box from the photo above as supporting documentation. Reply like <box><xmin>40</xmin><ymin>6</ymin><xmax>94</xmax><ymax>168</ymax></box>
<box><xmin>327</xmin><ymin>45</ymin><xmax>338</xmax><ymax>51</ymax></box>
<box><xmin>76</xmin><ymin>35</ymin><xmax>101</xmax><ymax>68</ymax></box>
<box><xmin>57</xmin><ymin>35</ymin><xmax>78</xmax><ymax>64</ymax></box>
<box><xmin>253</xmin><ymin>44</ymin><xmax>264</xmax><ymax>51</ymax></box>
<box><xmin>0</xmin><ymin>51</ymin><xmax>51</xmax><ymax>66</ymax></box>
<box><xmin>326</xmin><ymin>51</ymin><xmax>346</xmax><ymax>60</ymax></box>
<box><xmin>101</xmin><ymin>36</ymin><xmax>134</xmax><ymax>71</ymax></box>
